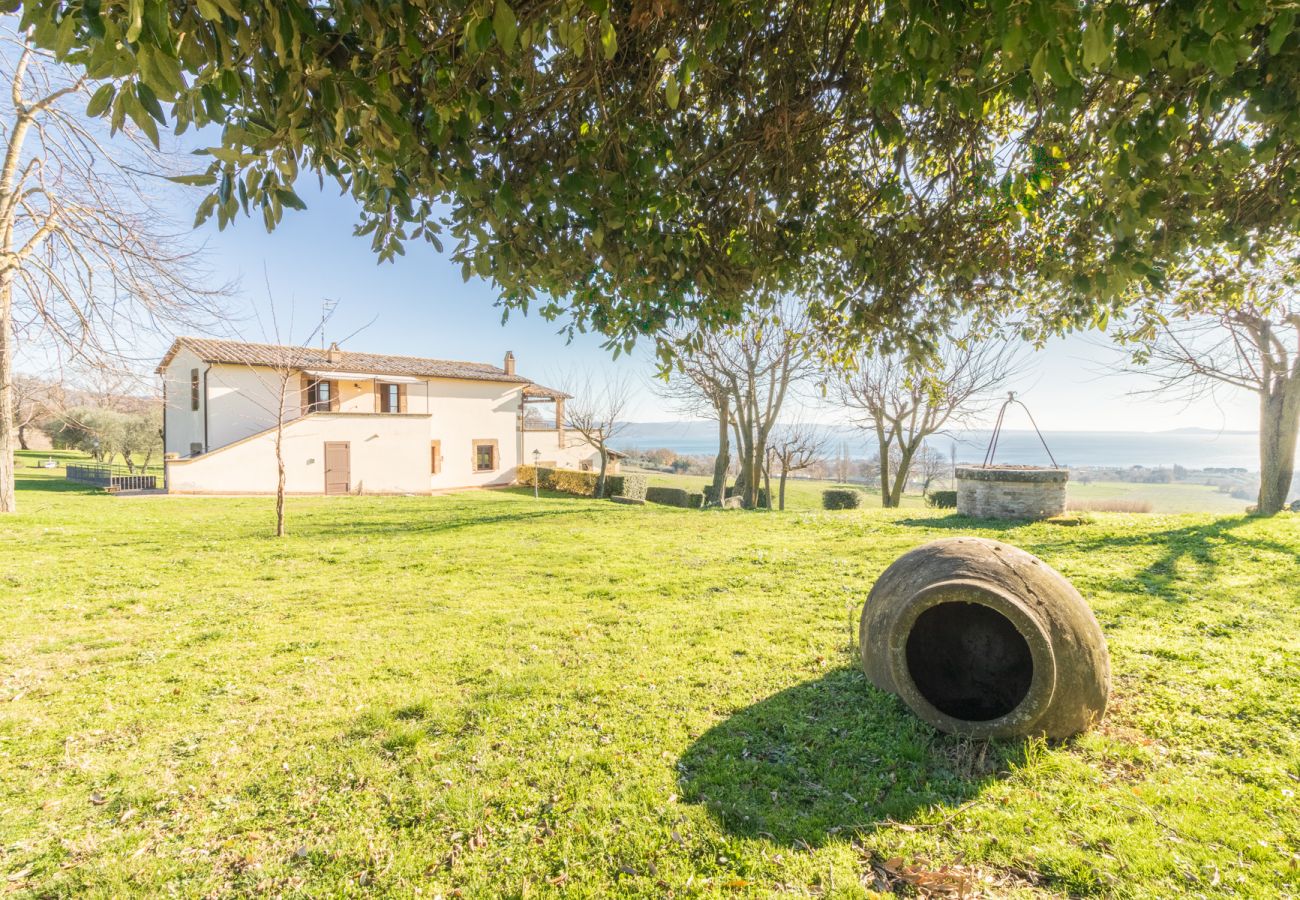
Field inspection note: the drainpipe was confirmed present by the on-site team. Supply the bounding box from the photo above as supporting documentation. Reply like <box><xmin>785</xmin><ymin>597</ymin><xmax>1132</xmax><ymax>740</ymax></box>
<box><xmin>202</xmin><ymin>364</ymin><xmax>212</xmax><ymax>452</ymax></box>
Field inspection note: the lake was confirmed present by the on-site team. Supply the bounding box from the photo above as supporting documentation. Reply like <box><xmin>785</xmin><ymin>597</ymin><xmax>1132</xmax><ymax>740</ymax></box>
<box><xmin>617</xmin><ymin>422</ymin><xmax>1260</xmax><ymax>470</ymax></box>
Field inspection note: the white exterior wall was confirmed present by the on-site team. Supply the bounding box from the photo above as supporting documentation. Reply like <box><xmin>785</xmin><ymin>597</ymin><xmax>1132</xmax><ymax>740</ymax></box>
<box><xmin>162</xmin><ymin>346</ymin><xmax>206</xmax><ymax>457</ymax></box>
<box><xmin>206</xmin><ymin>363</ymin><xmax>301</xmax><ymax>450</ymax></box>
<box><xmin>166</xmin><ymin>413</ymin><xmax>435</xmax><ymax>494</ymax></box>
<box><xmin>427</xmin><ymin>379</ymin><xmax>523</xmax><ymax>489</ymax></box>
<box><xmin>523</xmin><ymin>430</ymin><xmax>605</xmax><ymax>471</ymax></box>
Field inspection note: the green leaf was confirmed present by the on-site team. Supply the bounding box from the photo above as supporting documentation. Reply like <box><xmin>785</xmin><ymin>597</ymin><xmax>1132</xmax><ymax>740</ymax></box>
<box><xmin>168</xmin><ymin>172</ymin><xmax>217</xmax><ymax>186</ymax></box>
<box><xmin>1268</xmin><ymin>11</ymin><xmax>1295</xmax><ymax>54</ymax></box>
<box><xmin>493</xmin><ymin>0</ymin><xmax>518</xmax><ymax>54</ymax></box>
<box><xmin>664</xmin><ymin>73</ymin><xmax>679</xmax><ymax>109</ymax></box>
<box><xmin>600</xmin><ymin>15</ymin><xmax>617</xmax><ymax>61</ymax></box>
<box><xmin>276</xmin><ymin>188</ymin><xmax>307</xmax><ymax>210</ymax></box>
<box><xmin>1030</xmin><ymin>45</ymin><xmax>1047</xmax><ymax>86</ymax></box>
<box><xmin>1082</xmin><ymin>22</ymin><xmax>1108</xmax><ymax>71</ymax></box>
<box><xmin>85</xmin><ymin>83</ymin><xmax>115</xmax><ymax>117</ymax></box>
<box><xmin>135</xmin><ymin>82</ymin><xmax>166</xmax><ymax>123</ymax></box>
<box><xmin>126</xmin><ymin>0</ymin><xmax>144</xmax><ymax>43</ymax></box>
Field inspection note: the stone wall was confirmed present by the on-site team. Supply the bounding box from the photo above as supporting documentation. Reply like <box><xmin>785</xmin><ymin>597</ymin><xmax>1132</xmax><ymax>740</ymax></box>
<box><xmin>956</xmin><ymin>466</ymin><xmax>1068</xmax><ymax>520</ymax></box>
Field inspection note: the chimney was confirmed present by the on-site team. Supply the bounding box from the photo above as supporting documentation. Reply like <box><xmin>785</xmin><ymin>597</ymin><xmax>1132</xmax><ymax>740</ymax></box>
<box><xmin>327</xmin><ymin>341</ymin><xmax>342</xmax><ymax>364</ymax></box>
<box><xmin>504</xmin><ymin>351</ymin><xmax>516</xmax><ymax>376</ymax></box>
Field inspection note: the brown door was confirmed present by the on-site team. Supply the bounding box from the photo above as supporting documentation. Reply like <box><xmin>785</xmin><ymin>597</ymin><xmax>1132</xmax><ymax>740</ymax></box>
<box><xmin>324</xmin><ymin>442</ymin><xmax>350</xmax><ymax>495</ymax></box>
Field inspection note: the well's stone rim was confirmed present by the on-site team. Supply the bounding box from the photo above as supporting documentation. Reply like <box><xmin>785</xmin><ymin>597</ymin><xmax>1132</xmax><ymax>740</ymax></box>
<box><xmin>955</xmin><ymin>465</ymin><xmax>1069</xmax><ymax>484</ymax></box>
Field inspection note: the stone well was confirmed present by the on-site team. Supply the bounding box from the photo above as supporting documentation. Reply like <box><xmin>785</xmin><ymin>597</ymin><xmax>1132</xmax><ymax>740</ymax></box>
<box><xmin>956</xmin><ymin>466</ymin><xmax>1068</xmax><ymax>520</ymax></box>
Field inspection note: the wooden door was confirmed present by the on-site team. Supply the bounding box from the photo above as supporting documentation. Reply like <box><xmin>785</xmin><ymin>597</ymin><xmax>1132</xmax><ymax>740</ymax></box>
<box><xmin>324</xmin><ymin>441</ymin><xmax>350</xmax><ymax>495</ymax></box>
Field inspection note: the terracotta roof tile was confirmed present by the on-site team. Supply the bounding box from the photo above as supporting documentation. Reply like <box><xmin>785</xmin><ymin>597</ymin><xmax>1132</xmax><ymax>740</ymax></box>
<box><xmin>158</xmin><ymin>337</ymin><xmax>532</xmax><ymax>385</ymax></box>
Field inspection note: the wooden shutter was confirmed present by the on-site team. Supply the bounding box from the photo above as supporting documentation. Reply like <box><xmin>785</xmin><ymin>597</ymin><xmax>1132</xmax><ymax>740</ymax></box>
<box><xmin>374</xmin><ymin>380</ymin><xmax>382</xmax><ymax>412</ymax></box>
<box><xmin>328</xmin><ymin>380</ymin><xmax>340</xmax><ymax>412</ymax></box>
<box><xmin>398</xmin><ymin>383</ymin><xmax>407</xmax><ymax>413</ymax></box>
<box><xmin>430</xmin><ymin>440</ymin><xmax>441</xmax><ymax>474</ymax></box>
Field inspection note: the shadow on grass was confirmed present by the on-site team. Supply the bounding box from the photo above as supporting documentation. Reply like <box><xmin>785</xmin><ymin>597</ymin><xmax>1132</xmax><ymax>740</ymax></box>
<box><xmin>1055</xmin><ymin>516</ymin><xmax>1300</xmax><ymax>601</ymax></box>
<box><xmin>291</xmin><ymin>503</ymin><xmax>598</xmax><ymax>538</ymax></box>
<box><xmin>894</xmin><ymin>513</ymin><xmax>1023</xmax><ymax>532</ymax></box>
<box><xmin>14</xmin><ymin>473</ymin><xmax>102</xmax><ymax>494</ymax></box>
<box><xmin>677</xmin><ymin>668</ymin><xmax>1025</xmax><ymax>847</ymax></box>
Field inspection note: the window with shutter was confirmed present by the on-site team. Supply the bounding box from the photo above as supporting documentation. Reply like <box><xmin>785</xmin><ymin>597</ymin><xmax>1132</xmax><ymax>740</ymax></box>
<box><xmin>430</xmin><ymin>440</ymin><xmax>441</xmax><ymax>474</ymax></box>
<box><xmin>190</xmin><ymin>369</ymin><xmax>200</xmax><ymax>411</ymax></box>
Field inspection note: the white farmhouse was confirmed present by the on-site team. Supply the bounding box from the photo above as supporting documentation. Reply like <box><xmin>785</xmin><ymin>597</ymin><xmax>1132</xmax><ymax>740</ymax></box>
<box><xmin>157</xmin><ymin>337</ymin><xmax>619</xmax><ymax>495</ymax></box>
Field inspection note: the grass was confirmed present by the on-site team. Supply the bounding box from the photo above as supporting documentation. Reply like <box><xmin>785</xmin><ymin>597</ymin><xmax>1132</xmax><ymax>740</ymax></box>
<box><xmin>1066</xmin><ymin>481</ymin><xmax>1249</xmax><ymax>515</ymax></box>
<box><xmin>2</xmin><ymin>456</ymin><xmax>1299</xmax><ymax>897</ymax></box>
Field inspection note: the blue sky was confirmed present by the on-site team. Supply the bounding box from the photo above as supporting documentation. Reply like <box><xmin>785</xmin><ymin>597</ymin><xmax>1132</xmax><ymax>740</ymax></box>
<box><xmin>175</xmin><ymin>179</ymin><xmax>1256</xmax><ymax>433</ymax></box>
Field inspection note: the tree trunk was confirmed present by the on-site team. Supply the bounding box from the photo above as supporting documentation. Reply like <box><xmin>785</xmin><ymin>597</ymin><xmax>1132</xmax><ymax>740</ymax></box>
<box><xmin>778</xmin><ymin>467</ymin><xmax>788</xmax><ymax>511</ymax></box>
<box><xmin>877</xmin><ymin>436</ymin><xmax>893</xmax><ymax>508</ymax></box>
<box><xmin>275</xmin><ymin>423</ymin><xmax>286</xmax><ymax>537</ymax></box>
<box><xmin>16</xmin><ymin>423</ymin><xmax>28</xmax><ymax>450</ymax></box>
<box><xmin>761</xmin><ymin>452</ymin><xmax>772</xmax><ymax>509</ymax></box>
<box><xmin>0</xmin><ymin>272</ymin><xmax>13</xmax><ymax>513</ymax></box>
<box><xmin>710</xmin><ymin>397</ymin><xmax>729</xmax><ymax>506</ymax></box>
<box><xmin>596</xmin><ymin>447</ymin><xmax>609</xmax><ymax>498</ymax></box>
<box><xmin>1256</xmin><ymin>378</ymin><xmax>1300</xmax><ymax>515</ymax></box>
<box><xmin>889</xmin><ymin>446</ymin><xmax>917</xmax><ymax>508</ymax></box>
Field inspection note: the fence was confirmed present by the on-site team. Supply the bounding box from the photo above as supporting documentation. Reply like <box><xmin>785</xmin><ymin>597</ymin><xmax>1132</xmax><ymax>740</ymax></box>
<box><xmin>65</xmin><ymin>463</ymin><xmax>158</xmax><ymax>492</ymax></box>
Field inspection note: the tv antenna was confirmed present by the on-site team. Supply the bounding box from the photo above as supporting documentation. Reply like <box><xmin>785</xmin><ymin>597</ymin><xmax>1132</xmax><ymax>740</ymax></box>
<box><xmin>320</xmin><ymin>298</ymin><xmax>339</xmax><ymax>348</ymax></box>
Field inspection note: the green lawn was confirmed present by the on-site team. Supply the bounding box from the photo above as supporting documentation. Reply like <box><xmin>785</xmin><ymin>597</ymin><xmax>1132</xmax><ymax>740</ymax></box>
<box><xmin>2</xmin><ymin>463</ymin><xmax>1298</xmax><ymax>897</ymax></box>
<box><xmin>1066</xmin><ymin>480</ymin><xmax>1250</xmax><ymax>515</ymax></box>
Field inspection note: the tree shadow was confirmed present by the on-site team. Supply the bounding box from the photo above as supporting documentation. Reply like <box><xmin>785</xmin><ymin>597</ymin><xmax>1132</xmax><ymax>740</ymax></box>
<box><xmin>676</xmin><ymin>668</ymin><xmax>1026</xmax><ymax>847</ymax></box>
<box><xmin>895</xmin><ymin>513</ymin><xmax>1022</xmax><ymax>532</ymax></box>
<box><xmin>13</xmin><ymin>473</ymin><xmax>102</xmax><ymax>494</ymax></box>
<box><xmin>291</xmin><ymin>503</ymin><xmax>598</xmax><ymax>538</ymax></box>
<box><xmin>1045</xmin><ymin>516</ymin><xmax>1300</xmax><ymax>608</ymax></box>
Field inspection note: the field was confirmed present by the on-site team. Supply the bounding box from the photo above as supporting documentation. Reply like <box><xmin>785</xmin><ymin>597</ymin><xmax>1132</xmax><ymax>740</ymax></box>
<box><xmin>2</xmin><ymin>455</ymin><xmax>1298</xmax><ymax>897</ymax></box>
<box><xmin>640</xmin><ymin>470</ymin><xmax>1251</xmax><ymax>515</ymax></box>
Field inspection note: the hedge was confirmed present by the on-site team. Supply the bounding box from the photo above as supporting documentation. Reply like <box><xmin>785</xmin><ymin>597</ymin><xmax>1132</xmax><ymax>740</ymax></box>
<box><xmin>925</xmin><ymin>490</ymin><xmax>958</xmax><ymax>509</ymax></box>
<box><xmin>606</xmin><ymin>473</ymin><xmax>647</xmax><ymax>502</ymax></box>
<box><xmin>645</xmin><ymin>486</ymin><xmax>690</xmax><ymax>507</ymax></box>
<box><xmin>516</xmin><ymin>466</ymin><xmax>646</xmax><ymax>502</ymax></box>
<box><xmin>687</xmin><ymin>492</ymin><xmax>704</xmax><ymax>509</ymax></box>
<box><xmin>516</xmin><ymin>465</ymin><xmax>599</xmax><ymax>496</ymax></box>
<box><xmin>822</xmin><ymin>489</ymin><xmax>862</xmax><ymax>510</ymax></box>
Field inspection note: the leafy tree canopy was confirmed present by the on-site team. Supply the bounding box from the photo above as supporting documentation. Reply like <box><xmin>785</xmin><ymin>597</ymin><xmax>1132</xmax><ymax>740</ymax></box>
<box><xmin>15</xmin><ymin>0</ymin><xmax>1300</xmax><ymax>358</ymax></box>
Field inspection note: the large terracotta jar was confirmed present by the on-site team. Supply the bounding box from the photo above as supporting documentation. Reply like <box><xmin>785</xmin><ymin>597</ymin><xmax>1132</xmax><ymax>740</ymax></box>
<box><xmin>860</xmin><ymin>537</ymin><xmax>1109</xmax><ymax>739</ymax></box>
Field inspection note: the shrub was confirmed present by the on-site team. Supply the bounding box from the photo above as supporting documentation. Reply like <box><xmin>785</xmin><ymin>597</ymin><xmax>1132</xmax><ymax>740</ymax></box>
<box><xmin>610</xmin><ymin>473</ymin><xmax>647</xmax><ymax>502</ymax></box>
<box><xmin>553</xmin><ymin>468</ymin><xmax>600</xmax><ymax>496</ymax></box>
<box><xmin>687</xmin><ymin>492</ymin><xmax>704</xmax><ymax>509</ymax></box>
<box><xmin>645</xmin><ymin>486</ymin><xmax>690</xmax><ymax>507</ymax></box>
<box><xmin>822</xmin><ymin>489</ymin><xmax>862</xmax><ymax>510</ymax></box>
<box><xmin>925</xmin><ymin>490</ymin><xmax>957</xmax><ymax>509</ymax></box>
<box><xmin>516</xmin><ymin>465</ymin><xmax>600</xmax><ymax>496</ymax></box>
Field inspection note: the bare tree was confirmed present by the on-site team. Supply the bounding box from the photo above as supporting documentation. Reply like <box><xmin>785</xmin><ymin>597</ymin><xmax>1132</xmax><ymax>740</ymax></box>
<box><xmin>657</xmin><ymin>353</ymin><xmax>731</xmax><ymax>505</ymax></box>
<box><xmin>915</xmin><ymin>444</ymin><xmax>947</xmax><ymax>495</ymax></box>
<box><xmin>659</xmin><ymin>301</ymin><xmax>812</xmax><ymax>508</ymax></box>
<box><xmin>561</xmin><ymin>369</ymin><xmax>632</xmax><ymax>498</ymax></box>
<box><xmin>1124</xmin><ymin>245</ymin><xmax>1300</xmax><ymax>515</ymax></box>
<box><xmin>767</xmin><ymin>421</ymin><xmax>828</xmax><ymax>510</ymax></box>
<box><xmin>838</xmin><ymin>335</ymin><xmax>1018</xmax><ymax>507</ymax></box>
<box><xmin>0</xmin><ymin>28</ymin><xmax>226</xmax><ymax>512</ymax></box>
<box><xmin>11</xmin><ymin>371</ymin><xmax>61</xmax><ymax>449</ymax></box>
